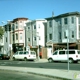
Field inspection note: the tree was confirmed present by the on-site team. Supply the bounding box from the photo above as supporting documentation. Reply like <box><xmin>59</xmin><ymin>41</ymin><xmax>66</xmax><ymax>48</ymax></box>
<box><xmin>0</xmin><ymin>26</ymin><xmax>4</xmax><ymax>39</ymax></box>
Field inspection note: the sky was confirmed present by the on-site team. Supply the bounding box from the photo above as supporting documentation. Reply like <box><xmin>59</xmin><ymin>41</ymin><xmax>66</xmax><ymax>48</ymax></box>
<box><xmin>0</xmin><ymin>0</ymin><xmax>80</xmax><ymax>25</ymax></box>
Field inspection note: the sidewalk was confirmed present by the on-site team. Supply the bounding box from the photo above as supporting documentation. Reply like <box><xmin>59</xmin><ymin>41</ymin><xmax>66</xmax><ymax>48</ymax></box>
<box><xmin>0</xmin><ymin>66</ymin><xmax>80</xmax><ymax>80</ymax></box>
<box><xmin>35</xmin><ymin>58</ymin><xmax>48</xmax><ymax>63</ymax></box>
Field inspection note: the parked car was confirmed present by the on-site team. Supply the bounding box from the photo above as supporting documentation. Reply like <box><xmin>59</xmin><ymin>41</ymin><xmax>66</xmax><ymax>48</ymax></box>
<box><xmin>12</xmin><ymin>51</ymin><xmax>36</xmax><ymax>61</ymax></box>
<box><xmin>48</xmin><ymin>49</ymin><xmax>80</xmax><ymax>63</ymax></box>
<box><xmin>0</xmin><ymin>53</ymin><xmax>10</xmax><ymax>60</ymax></box>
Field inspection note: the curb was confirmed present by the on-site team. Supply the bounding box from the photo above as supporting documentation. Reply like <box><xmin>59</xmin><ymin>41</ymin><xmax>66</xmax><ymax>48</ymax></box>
<box><xmin>0</xmin><ymin>68</ymin><xmax>71</xmax><ymax>80</ymax></box>
<box><xmin>27</xmin><ymin>72</ymin><xmax>72</xmax><ymax>80</ymax></box>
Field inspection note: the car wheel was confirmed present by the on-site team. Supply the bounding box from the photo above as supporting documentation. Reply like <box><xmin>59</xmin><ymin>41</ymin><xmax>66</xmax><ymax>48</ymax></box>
<box><xmin>69</xmin><ymin>58</ymin><xmax>73</xmax><ymax>63</ymax></box>
<box><xmin>48</xmin><ymin>58</ymin><xmax>53</xmax><ymax>63</ymax></box>
<box><xmin>24</xmin><ymin>57</ymin><xmax>27</xmax><ymax>61</ymax></box>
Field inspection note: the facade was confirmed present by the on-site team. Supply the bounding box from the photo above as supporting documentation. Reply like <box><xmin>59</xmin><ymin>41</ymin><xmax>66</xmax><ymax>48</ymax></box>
<box><xmin>4</xmin><ymin>24</ymin><xmax>10</xmax><ymax>54</ymax></box>
<box><xmin>46</xmin><ymin>12</ymin><xmax>80</xmax><ymax>51</ymax></box>
<box><xmin>11</xmin><ymin>18</ymin><xmax>29</xmax><ymax>52</ymax></box>
<box><xmin>4</xmin><ymin>18</ymin><xmax>29</xmax><ymax>54</ymax></box>
<box><xmin>0</xmin><ymin>35</ymin><xmax>4</xmax><ymax>53</ymax></box>
<box><xmin>25</xmin><ymin>19</ymin><xmax>47</xmax><ymax>48</ymax></box>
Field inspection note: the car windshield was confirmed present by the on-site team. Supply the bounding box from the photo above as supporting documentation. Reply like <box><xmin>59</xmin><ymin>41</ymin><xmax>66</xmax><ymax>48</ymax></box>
<box><xmin>53</xmin><ymin>51</ymin><xmax>58</xmax><ymax>55</ymax></box>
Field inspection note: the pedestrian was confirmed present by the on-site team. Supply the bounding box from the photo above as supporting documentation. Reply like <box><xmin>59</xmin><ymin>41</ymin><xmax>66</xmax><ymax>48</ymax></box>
<box><xmin>39</xmin><ymin>52</ymin><xmax>42</xmax><ymax>59</ymax></box>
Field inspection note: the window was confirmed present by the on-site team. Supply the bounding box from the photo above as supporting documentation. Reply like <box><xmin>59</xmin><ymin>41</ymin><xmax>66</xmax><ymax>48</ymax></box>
<box><xmin>78</xmin><ymin>17</ymin><xmax>80</xmax><ymax>24</ymax></box>
<box><xmin>28</xmin><ymin>38</ymin><xmax>30</xmax><ymax>41</ymax></box>
<box><xmin>20</xmin><ymin>33</ymin><xmax>22</xmax><ymax>40</ymax></box>
<box><xmin>13</xmin><ymin>34</ymin><xmax>15</xmax><ymax>41</ymax></box>
<box><xmin>12</xmin><ymin>24</ymin><xmax>15</xmax><ymax>30</ymax></box>
<box><xmin>78</xmin><ymin>51</ymin><xmax>80</xmax><ymax>54</ymax></box>
<box><xmin>31</xmin><ymin>52</ymin><xmax>35</xmax><ymax>55</ymax></box>
<box><xmin>16</xmin><ymin>33</ymin><xmax>18</xmax><ymax>40</ymax></box>
<box><xmin>28</xmin><ymin>27</ymin><xmax>30</xmax><ymax>29</ymax></box>
<box><xmin>64</xmin><ymin>18</ymin><xmax>68</xmax><ymax>24</ymax></box>
<box><xmin>16</xmin><ymin>25</ymin><xmax>18</xmax><ymax>29</ymax></box>
<box><xmin>39</xmin><ymin>36</ymin><xmax>41</xmax><ymax>40</ymax></box>
<box><xmin>19</xmin><ymin>51</ymin><xmax>23</xmax><ymax>54</ymax></box>
<box><xmin>49</xmin><ymin>33</ymin><xmax>52</xmax><ymax>40</ymax></box>
<box><xmin>49</xmin><ymin>21</ymin><xmax>52</xmax><ymax>27</ymax></box>
<box><xmin>15</xmin><ymin>52</ymin><xmax>18</xmax><ymax>55</ymax></box>
<box><xmin>6</xmin><ymin>37</ymin><xmax>7</xmax><ymax>42</ymax></box>
<box><xmin>34</xmin><ymin>37</ymin><xmax>36</xmax><ymax>41</ymax></box>
<box><xmin>59</xmin><ymin>51</ymin><xmax>65</xmax><ymax>55</ymax></box>
<box><xmin>23</xmin><ymin>51</ymin><xmax>29</xmax><ymax>54</ymax></box>
<box><xmin>64</xmin><ymin>31</ymin><xmax>67</xmax><ymax>38</ymax></box>
<box><xmin>59</xmin><ymin>32</ymin><xmax>61</xmax><ymax>39</ymax></box>
<box><xmin>66</xmin><ymin>51</ymin><xmax>75</xmax><ymax>54</ymax></box>
<box><xmin>53</xmin><ymin>51</ymin><xmax>57</xmax><ymax>55</ymax></box>
<box><xmin>38</xmin><ymin>24</ymin><xmax>40</xmax><ymax>28</ymax></box>
<box><xmin>72</xmin><ymin>31</ymin><xmax>74</xmax><ymax>38</ymax></box>
<box><xmin>71</xmin><ymin>17</ymin><xmax>74</xmax><ymax>23</ymax></box>
<box><xmin>34</xmin><ymin>25</ymin><xmax>36</xmax><ymax>29</ymax></box>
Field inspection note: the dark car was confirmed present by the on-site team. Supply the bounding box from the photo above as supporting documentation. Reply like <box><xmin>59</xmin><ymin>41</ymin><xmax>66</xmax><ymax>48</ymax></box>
<box><xmin>0</xmin><ymin>54</ymin><xmax>10</xmax><ymax>60</ymax></box>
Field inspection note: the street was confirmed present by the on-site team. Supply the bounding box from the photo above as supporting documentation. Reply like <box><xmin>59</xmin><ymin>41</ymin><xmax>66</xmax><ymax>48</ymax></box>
<box><xmin>0</xmin><ymin>70</ymin><xmax>62</xmax><ymax>80</ymax></box>
<box><xmin>0</xmin><ymin>60</ymin><xmax>80</xmax><ymax>71</ymax></box>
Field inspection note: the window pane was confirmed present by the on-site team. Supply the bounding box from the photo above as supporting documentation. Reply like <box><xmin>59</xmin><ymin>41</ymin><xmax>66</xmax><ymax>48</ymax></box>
<box><xmin>28</xmin><ymin>38</ymin><xmax>30</xmax><ymax>41</ymax></box>
<box><xmin>34</xmin><ymin>25</ymin><xmax>36</xmax><ymax>29</ymax></box>
<box><xmin>53</xmin><ymin>51</ymin><xmax>57</xmax><ymax>55</ymax></box>
<box><xmin>78</xmin><ymin>17</ymin><xmax>80</xmax><ymax>24</ymax></box>
<box><xmin>34</xmin><ymin>37</ymin><xmax>36</xmax><ymax>41</ymax></box>
<box><xmin>64</xmin><ymin>18</ymin><xmax>68</xmax><ymax>24</ymax></box>
<box><xmin>66</xmin><ymin>51</ymin><xmax>75</xmax><ymax>54</ymax></box>
<box><xmin>19</xmin><ymin>52</ymin><xmax>23</xmax><ymax>54</ymax></box>
<box><xmin>71</xmin><ymin>17</ymin><xmax>74</xmax><ymax>23</ymax></box>
<box><xmin>16</xmin><ymin>33</ymin><xmax>18</xmax><ymax>40</ymax></box>
<box><xmin>49</xmin><ymin>34</ymin><xmax>52</xmax><ymax>40</ymax></box>
<box><xmin>49</xmin><ymin>21</ymin><xmax>52</xmax><ymax>27</ymax></box>
<box><xmin>78</xmin><ymin>51</ymin><xmax>80</xmax><ymax>54</ymax></box>
<box><xmin>59</xmin><ymin>51</ymin><xmax>65</xmax><ymax>55</ymax></box>
<box><xmin>64</xmin><ymin>31</ymin><xmax>67</xmax><ymax>38</ymax></box>
<box><xmin>72</xmin><ymin>31</ymin><xmax>74</xmax><ymax>38</ymax></box>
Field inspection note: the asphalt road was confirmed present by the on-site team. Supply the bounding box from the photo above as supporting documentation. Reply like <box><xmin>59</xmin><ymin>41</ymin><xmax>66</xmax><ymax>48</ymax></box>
<box><xmin>0</xmin><ymin>70</ymin><xmax>62</xmax><ymax>80</ymax></box>
<box><xmin>0</xmin><ymin>60</ymin><xmax>80</xmax><ymax>71</ymax></box>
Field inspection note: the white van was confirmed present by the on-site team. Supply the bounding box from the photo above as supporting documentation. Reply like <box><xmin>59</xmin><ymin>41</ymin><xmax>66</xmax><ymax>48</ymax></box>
<box><xmin>48</xmin><ymin>49</ymin><xmax>80</xmax><ymax>63</ymax></box>
<box><xmin>12</xmin><ymin>51</ymin><xmax>36</xmax><ymax>61</ymax></box>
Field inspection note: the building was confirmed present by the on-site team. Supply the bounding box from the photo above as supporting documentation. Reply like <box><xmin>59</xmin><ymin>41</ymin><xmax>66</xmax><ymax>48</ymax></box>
<box><xmin>46</xmin><ymin>11</ymin><xmax>80</xmax><ymax>51</ymax></box>
<box><xmin>25</xmin><ymin>19</ymin><xmax>47</xmax><ymax>48</ymax></box>
<box><xmin>0</xmin><ymin>33</ymin><xmax>4</xmax><ymax>53</ymax></box>
<box><xmin>4</xmin><ymin>17</ymin><xmax>29</xmax><ymax>54</ymax></box>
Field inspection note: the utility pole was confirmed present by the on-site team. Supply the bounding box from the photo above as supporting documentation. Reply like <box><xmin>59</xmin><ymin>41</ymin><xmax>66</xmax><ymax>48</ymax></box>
<box><xmin>52</xmin><ymin>11</ymin><xmax>54</xmax><ymax>53</ymax></box>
